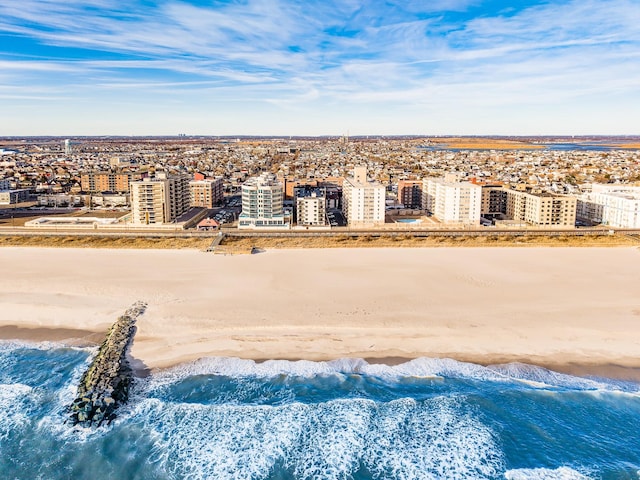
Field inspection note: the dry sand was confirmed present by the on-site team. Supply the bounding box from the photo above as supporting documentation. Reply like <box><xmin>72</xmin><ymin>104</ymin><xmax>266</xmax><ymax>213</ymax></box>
<box><xmin>1</xmin><ymin>246</ymin><xmax>639</xmax><ymax>374</ymax></box>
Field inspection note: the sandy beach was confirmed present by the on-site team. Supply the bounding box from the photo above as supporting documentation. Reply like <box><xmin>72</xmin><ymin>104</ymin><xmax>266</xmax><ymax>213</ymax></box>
<box><xmin>1</xmin><ymin>246</ymin><xmax>639</xmax><ymax>374</ymax></box>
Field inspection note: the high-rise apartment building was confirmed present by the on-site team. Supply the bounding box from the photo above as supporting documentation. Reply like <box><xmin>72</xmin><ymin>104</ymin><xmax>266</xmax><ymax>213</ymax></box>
<box><xmin>295</xmin><ymin>186</ymin><xmax>327</xmax><ymax>226</ymax></box>
<box><xmin>397</xmin><ymin>180</ymin><xmax>423</xmax><ymax>209</ymax></box>
<box><xmin>423</xmin><ymin>174</ymin><xmax>482</xmax><ymax>224</ymax></box>
<box><xmin>189</xmin><ymin>177</ymin><xmax>224</xmax><ymax>208</ymax></box>
<box><xmin>238</xmin><ymin>173</ymin><xmax>288</xmax><ymax>229</ymax></box>
<box><xmin>130</xmin><ymin>173</ymin><xmax>190</xmax><ymax>225</ymax></box>
<box><xmin>342</xmin><ymin>166</ymin><xmax>385</xmax><ymax>227</ymax></box>
<box><xmin>577</xmin><ymin>184</ymin><xmax>640</xmax><ymax>228</ymax></box>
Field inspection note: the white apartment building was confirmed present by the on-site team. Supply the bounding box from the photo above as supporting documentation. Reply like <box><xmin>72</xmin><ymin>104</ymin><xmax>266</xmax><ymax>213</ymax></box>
<box><xmin>342</xmin><ymin>166</ymin><xmax>385</xmax><ymax>227</ymax></box>
<box><xmin>239</xmin><ymin>173</ymin><xmax>288</xmax><ymax>229</ymax></box>
<box><xmin>189</xmin><ymin>177</ymin><xmax>223</xmax><ymax>208</ymax></box>
<box><xmin>295</xmin><ymin>188</ymin><xmax>327</xmax><ymax>226</ymax></box>
<box><xmin>130</xmin><ymin>173</ymin><xmax>190</xmax><ymax>225</ymax></box>
<box><xmin>423</xmin><ymin>174</ymin><xmax>482</xmax><ymax>225</ymax></box>
<box><xmin>578</xmin><ymin>184</ymin><xmax>640</xmax><ymax>228</ymax></box>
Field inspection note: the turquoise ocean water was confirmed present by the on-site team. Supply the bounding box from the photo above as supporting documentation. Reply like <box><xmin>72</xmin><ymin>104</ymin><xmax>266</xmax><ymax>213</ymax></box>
<box><xmin>1</xmin><ymin>341</ymin><xmax>639</xmax><ymax>480</ymax></box>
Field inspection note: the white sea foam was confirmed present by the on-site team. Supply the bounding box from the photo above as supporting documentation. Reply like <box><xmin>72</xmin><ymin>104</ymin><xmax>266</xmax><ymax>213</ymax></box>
<box><xmin>0</xmin><ymin>383</ymin><xmax>35</xmax><ymax>440</ymax></box>
<box><xmin>128</xmin><ymin>394</ymin><xmax>502</xmax><ymax>480</ymax></box>
<box><xmin>148</xmin><ymin>356</ymin><xmax>512</xmax><ymax>387</ymax></box>
<box><xmin>363</xmin><ymin>396</ymin><xmax>504</xmax><ymax>480</ymax></box>
<box><xmin>133</xmin><ymin>399</ymin><xmax>306</xmax><ymax>479</ymax></box>
<box><xmin>145</xmin><ymin>356</ymin><xmax>640</xmax><ymax>396</ymax></box>
<box><xmin>504</xmin><ymin>466</ymin><xmax>593</xmax><ymax>479</ymax></box>
<box><xmin>490</xmin><ymin>363</ymin><xmax>640</xmax><ymax>394</ymax></box>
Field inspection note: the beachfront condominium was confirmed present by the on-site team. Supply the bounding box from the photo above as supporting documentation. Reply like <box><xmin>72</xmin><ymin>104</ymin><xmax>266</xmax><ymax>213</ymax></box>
<box><xmin>295</xmin><ymin>186</ymin><xmax>327</xmax><ymax>226</ymax></box>
<box><xmin>506</xmin><ymin>189</ymin><xmax>576</xmax><ymax>227</ymax></box>
<box><xmin>342</xmin><ymin>166</ymin><xmax>385</xmax><ymax>227</ymax></box>
<box><xmin>189</xmin><ymin>177</ymin><xmax>224</xmax><ymax>208</ymax></box>
<box><xmin>130</xmin><ymin>172</ymin><xmax>190</xmax><ymax>225</ymax></box>
<box><xmin>238</xmin><ymin>172</ymin><xmax>288</xmax><ymax>229</ymax></box>
<box><xmin>397</xmin><ymin>180</ymin><xmax>423</xmax><ymax>209</ymax></box>
<box><xmin>577</xmin><ymin>184</ymin><xmax>640</xmax><ymax>228</ymax></box>
<box><xmin>423</xmin><ymin>174</ymin><xmax>482</xmax><ymax>224</ymax></box>
<box><xmin>481</xmin><ymin>185</ymin><xmax>577</xmax><ymax>227</ymax></box>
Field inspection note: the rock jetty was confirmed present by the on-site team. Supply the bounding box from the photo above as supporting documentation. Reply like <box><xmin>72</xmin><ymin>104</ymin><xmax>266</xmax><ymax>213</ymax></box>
<box><xmin>69</xmin><ymin>301</ymin><xmax>146</xmax><ymax>427</ymax></box>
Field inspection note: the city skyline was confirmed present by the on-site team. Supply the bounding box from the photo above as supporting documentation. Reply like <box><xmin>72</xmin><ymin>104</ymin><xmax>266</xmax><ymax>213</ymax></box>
<box><xmin>1</xmin><ymin>0</ymin><xmax>639</xmax><ymax>136</ymax></box>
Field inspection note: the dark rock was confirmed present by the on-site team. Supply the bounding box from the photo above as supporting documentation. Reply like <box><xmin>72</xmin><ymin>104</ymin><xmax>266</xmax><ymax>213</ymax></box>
<box><xmin>68</xmin><ymin>301</ymin><xmax>146</xmax><ymax>428</ymax></box>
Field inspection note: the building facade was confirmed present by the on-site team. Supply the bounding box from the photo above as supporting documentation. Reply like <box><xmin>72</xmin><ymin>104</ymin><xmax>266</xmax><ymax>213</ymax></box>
<box><xmin>0</xmin><ymin>189</ymin><xmax>29</xmax><ymax>205</ymax></box>
<box><xmin>238</xmin><ymin>173</ymin><xmax>288</xmax><ymax>229</ymax></box>
<box><xmin>342</xmin><ymin>166</ymin><xmax>385</xmax><ymax>227</ymax></box>
<box><xmin>423</xmin><ymin>174</ymin><xmax>482</xmax><ymax>224</ymax></box>
<box><xmin>577</xmin><ymin>184</ymin><xmax>640</xmax><ymax>228</ymax></box>
<box><xmin>189</xmin><ymin>177</ymin><xmax>224</xmax><ymax>208</ymax></box>
<box><xmin>481</xmin><ymin>186</ymin><xmax>577</xmax><ymax>227</ymax></box>
<box><xmin>81</xmin><ymin>172</ymin><xmax>135</xmax><ymax>193</ymax></box>
<box><xmin>506</xmin><ymin>189</ymin><xmax>576</xmax><ymax>227</ymax></box>
<box><xmin>0</xmin><ymin>178</ymin><xmax>10</xmax><ymax>191</ymax></box>
<box><xmin>397</xmin><ymin>180</ymin><xmax>423</xmax><ymax>209</ymax></box>
<box><xmin>130</xmin><ymin>173</ymin><xmax>190</xmax><ymax>225</ymax></box>
<box><xmin>295</xmin><ymin>186</ymin><xmax>327</xmax><ymax>226</ymax></box>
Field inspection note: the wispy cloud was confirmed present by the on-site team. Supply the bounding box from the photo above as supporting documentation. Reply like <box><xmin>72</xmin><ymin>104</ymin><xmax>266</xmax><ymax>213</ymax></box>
<box><xmin>1</xmin><ymin>0</ymin><xmax>639</xmax><ymax>134</ymax></box>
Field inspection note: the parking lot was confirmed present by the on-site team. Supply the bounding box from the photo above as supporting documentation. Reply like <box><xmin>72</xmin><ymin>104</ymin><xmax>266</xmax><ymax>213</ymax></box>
<box><xmin>326</xmin><ymin>208</ymin><xmax>346</xmax><ymax>227</ymax></box>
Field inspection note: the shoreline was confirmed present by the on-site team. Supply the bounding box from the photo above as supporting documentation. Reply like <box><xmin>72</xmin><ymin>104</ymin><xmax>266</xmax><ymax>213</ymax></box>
<box><xmin>3</xmin><ymin>333</ymin><xmax>640</xmax><ymax>383</ymax></box>
<box><xmin>1</xmin><ymin>246</ymin><xmax>639</xmax><ymax>383</ymax></box>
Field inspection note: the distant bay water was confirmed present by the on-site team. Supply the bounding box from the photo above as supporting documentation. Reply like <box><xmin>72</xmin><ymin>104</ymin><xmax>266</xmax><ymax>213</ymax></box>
<box><xmin>416</xmin><ymin>143</ymin><xmax>639</xmax><ymax>152</ymax></box>
<box><xmin>1</xmin><ymin>341</ymin><xmax>639</xmax><ymax>479</ymax></box>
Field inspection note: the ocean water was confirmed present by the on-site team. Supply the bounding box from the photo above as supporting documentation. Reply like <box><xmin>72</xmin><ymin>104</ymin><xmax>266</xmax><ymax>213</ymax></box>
<box><xmin>1</xmin><ymin>342</ymin><xmax>639</xmax><ymax>480</ymax></box>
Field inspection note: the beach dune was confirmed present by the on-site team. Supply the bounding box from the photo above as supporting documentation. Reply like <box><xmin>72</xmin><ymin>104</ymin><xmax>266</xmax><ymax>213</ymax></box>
<box><xmin>1</xmin><ymin>246</ymin><xmax>639</xmax><ymax>372</ymax></box>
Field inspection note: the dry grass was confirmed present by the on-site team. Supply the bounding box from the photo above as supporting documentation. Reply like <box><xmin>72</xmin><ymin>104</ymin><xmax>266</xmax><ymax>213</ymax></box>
<box><xmin>604</xmin><ymin>143</ymin><xmax>640</xmax><ymax>149</ymax></box>
<box><xmin>431</xmin><ymin>137</ymin><xmax>543</xmax><ymax>150</ymax></box>
<box><xmin>0</xmin><ymin>235</ymin><xmax>212</xmax><ymax>249</ymax></box>
<box><xmin>0</xmin><ymin>233</ymin><xmax>636</xmax><ymax>250</ymax></box>
<box><xmin>221</xmin><ymin>234</ymin><xmax>638</xmax><ymax>249</ymax></box>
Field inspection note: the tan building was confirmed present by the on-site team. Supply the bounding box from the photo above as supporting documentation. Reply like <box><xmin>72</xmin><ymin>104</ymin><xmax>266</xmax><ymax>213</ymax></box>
<box><xmin>81</xmin><ymin>172</ymin><xmax>135</xmax><ymax>193</ymax></box>
<box><xmin>189</xmin><ymin>177</ymin><xmax>223</xmax><ymax>208</ymax></box>
<box><xmin>130</xmin><ymin>173</ymin><xmax>190</xmax><ymax>225</ymax></box>
<box><xmin>342</xmin><ymin>166</ymin><xmax>385</xmax><ymax>227</ymax></box>
<box><xmin>481</xmin><ymin>184</ymin><xmax>507</xmax><ymax>218</ymax></box>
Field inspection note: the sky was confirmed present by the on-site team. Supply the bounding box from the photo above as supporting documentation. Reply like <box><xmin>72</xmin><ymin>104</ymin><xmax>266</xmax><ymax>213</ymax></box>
<box><xmin>1</xmin><ymin>0</ymin><xmax>639</xmax><ymax>136</ymax></box>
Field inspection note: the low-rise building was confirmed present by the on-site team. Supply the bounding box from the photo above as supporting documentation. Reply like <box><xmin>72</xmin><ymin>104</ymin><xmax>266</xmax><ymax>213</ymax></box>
<box><xmin>0</xmin><ymin>189</ymin><xmax>30</xmax><ymax>205</ymax></box>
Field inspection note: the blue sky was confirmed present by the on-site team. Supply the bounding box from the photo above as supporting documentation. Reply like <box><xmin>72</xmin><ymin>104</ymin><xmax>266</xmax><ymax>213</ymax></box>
<box><xmin>1</xmin><ymin>0</ymin><xmax>639</xmax><ymax>135</ymax></box>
